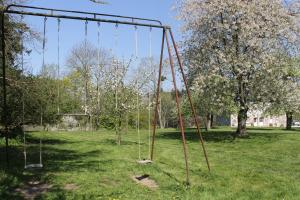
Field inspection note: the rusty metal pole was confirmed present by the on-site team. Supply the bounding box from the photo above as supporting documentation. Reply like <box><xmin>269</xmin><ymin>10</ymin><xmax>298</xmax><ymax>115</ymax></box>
<box><xmin>168</xmin><ymin>28</ymin><xmax>211</xmax><ymax>171</ymax></box>
<box><xmin>1</xmin><ymin>12</ymin><xmax>9</xmax><ymax>167</ymax></box>
<box><xmin>165</xmin><ymin>30</ymin><xmax>190</xmax><ymax>184</ymax></box>
<box><xmin>150</xmin><ymin>28</ymin><xmax>165</xmax><ymax>161</ymax></box>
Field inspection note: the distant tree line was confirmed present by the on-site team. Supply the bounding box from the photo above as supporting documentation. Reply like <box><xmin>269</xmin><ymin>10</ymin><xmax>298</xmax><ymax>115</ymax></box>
<box><xmin>0</xmin><ymin>4</ymin><xmax>180</xmax><ymax>145</ymax></box>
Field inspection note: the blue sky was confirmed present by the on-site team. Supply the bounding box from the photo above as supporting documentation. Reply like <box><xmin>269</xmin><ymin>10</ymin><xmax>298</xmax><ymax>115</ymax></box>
<box><xmin>16</xmin><ymin>0</ymin><xmax>182</xmax><ymax>90</ymax></box>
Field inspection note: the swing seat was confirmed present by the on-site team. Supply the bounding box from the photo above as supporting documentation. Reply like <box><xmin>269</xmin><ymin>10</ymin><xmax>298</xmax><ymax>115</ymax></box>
<box><xmin>137</xmin><ymin>159</ymin><xmax>152</xmax><ymax>164</ymax></box>
<box><xmin>24</xmin><ymin>163</ymin><xmax>43</xmax><ymax>169</ymax></box>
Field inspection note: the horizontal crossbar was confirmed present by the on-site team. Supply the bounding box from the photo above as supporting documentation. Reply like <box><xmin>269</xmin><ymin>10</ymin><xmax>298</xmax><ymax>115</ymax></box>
<box><xmin>4</xmin><ymin>4</ymin><xmax>170</xmax><ymax>29</ymax></box>
<box><xmin>6</xmin><ymin>4</ymin><xmax>163</xmax><ymax>25</ymax></box>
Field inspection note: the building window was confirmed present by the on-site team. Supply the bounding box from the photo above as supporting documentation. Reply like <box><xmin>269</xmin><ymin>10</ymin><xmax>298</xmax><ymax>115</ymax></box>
<box><xmin>254</xmin><ymin>118</ymin><xmax>257</xmax><ymax>122</ymax></box>
<box><xmin>259</xmin><ymin>117</ymin><xmax>264</xmax><ymax>122</ymax></box>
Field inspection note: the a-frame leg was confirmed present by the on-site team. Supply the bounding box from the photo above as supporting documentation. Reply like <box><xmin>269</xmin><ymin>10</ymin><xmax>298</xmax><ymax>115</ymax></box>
<box><xmin>168</xmin><ymin>28</ymin><xmax>210</xmax><ymax>171</ymax></box>
<box><xmin>150</xmin><ymin>29</ymin><xmax>165</xmax><ymax>161</ymax></box>
<box><xmin>165</xmin><ymin>29</ymin><xmax>190</xmax><ymax>185</ymax></box>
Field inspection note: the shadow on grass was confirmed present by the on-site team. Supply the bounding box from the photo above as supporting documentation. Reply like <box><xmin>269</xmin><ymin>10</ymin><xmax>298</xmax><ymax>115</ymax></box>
<box><xmin>24</xmin><ymin>133</ymin><xmax>78</xmax><ymax>145</ymax></box>
<box><xmin>156</xmin><ymin>127</ymin><xmax>298</xmax><ymax>143</ymax></box>
<box><xmin>157</xmin><ymin>129</ymin><xmax>235</xmax><ymax>142</ymax></box>
<box><xmin>0</xmin><ymin>135</ymin><xmax>116</xmax><ymax>199</ymax></box>
<box><xmin>42</xmin><ymin>147</ymin><xmax>107</xmax><ymax>173</ymax></box>
<box><xmin>99</xmin><ymin>138</ymin><xmax>139</xmax><ymax>146</ymax></box>
<box><xmin>0</xmin><ymin>175</ymin><xmax>24</xmax><ymax>200</ymax></box>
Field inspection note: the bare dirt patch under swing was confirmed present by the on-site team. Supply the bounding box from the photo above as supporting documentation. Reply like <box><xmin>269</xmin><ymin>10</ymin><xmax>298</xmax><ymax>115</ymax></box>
<box><xmin>131</xmin><ymin>174</ymin><xmax>158</xmax><ymax>190</ymax></box>
<box><xmin>15</xmin><ymin>181</ymin><xmax>52</xmax><ymax>200</ymax></box>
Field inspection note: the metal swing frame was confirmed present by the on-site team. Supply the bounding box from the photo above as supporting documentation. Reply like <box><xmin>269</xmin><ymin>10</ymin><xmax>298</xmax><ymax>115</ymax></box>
<box><xmin>1</xmin><ymin>4</ymin><xmax>210</xmax><ymax>184</ymax></box>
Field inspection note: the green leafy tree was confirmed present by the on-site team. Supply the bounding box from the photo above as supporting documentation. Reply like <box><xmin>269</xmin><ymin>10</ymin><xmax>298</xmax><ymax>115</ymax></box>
<box><xmin>0</xmin><ymin>0</ymin><xmax>36</xmax><ymax>129</ymax></box>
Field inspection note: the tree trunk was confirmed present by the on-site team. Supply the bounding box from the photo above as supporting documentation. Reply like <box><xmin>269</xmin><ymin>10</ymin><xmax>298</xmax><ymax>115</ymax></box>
<box><xmin>202</xmin><ymin>116</ymin><xmax>208</xmax><ymax>131</ymax></box>
<box><xmin>236</xmin><ymin>108</ymin><xmax>248</xmax><ymax>137</ymax></box>
<box><xmin>96</xmin><ymin>78</ymin><xmax>100</xmax><ymax>129</ymax></box>
<box><xmin>232</xmin><ymin>20</ymin><xmax>249</xmax><ymax>138</ymax></box>
<box><xmin>235</xmin><ymin>70</ymin><xmax>249</xmax><ymax>137</ymax></box>
<box><xmin>89</xmin><ymin>115</ymin><xmax>92</xmax><ymax>131</ymax></box>
<box><xmin>125</xmin><ymin>113</ymin><xmax>128</xmax><ymax>134</ymax></box>
<box><xmin>40</xmin><ymin>107</ymin><xmax>43</xmax><ymax>127</ymax></box>
<box><xmin>117</xmin><ymin>131</ymin><xmax>121</xmax><ymax>145</ymax></box>
<box><xmin>210</xmin><ymin>114</ymin><xmax>214</xmax><ymax>128</ymax></box>
<box><xmin>158</xmin><ymin>97</ymin><xmax>164</xmax><ymax>129</ymax></box>
<box><xmin>206</xmin><ymin>113</ymin><xmax>211</xmax><ymax>131</ymax></box>
<box><xmin>162</xmin><ymin>115</ymin><xmax>166</xmax><ymax>129</ymax></box>
<box><xmin>116</xmin><ymin>114</ymin><xmax>122</xmax><ymax>145</ymax></box>
<box><xmin>85</xmin><ymin>78</ymin><xmax>88</xmax><ymax>114</ymax></box>
<box><xmin>286</xmin><ymin>112</ymin><xmax>293</xmax><ymax>130</ymax></box>
<box><xmin>97</xmin><ymin>79</ymin><xmax>100</xmax><ymax>111</ymax></box>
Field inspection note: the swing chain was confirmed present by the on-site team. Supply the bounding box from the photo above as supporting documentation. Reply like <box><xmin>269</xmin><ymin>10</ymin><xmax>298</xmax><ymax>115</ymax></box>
<box><xmin>57</xmin><ymin>18</ymin><xmax>61</xmax><ymax>114</ymax></box>
<box><xmin>42</xmin><ymin>17</ymin><xmax>47</xmax><ymax>71</ymax></box>
<box><xmin>149</xmin><ymin>26</ymin><xmax>152</xmax><ymax>59</ymax></box>
<box><xmin>113</xmin><ymin>22</ymin><xmax>119</xmax><ymax>57</ymax></box>
<box><xmin>57</xmin><ymin>18</ymin><xmax>61</xmax><ymax>69</ymax></box>
<box><xmin>97</xmin><ymin>21</ymin><xmax>101</xmax><ymax>57</ymax></box>
<box><xmin>20</xmin><ymin>15</ymin><xmax>24</xmax><ymax>60</ymax></box>
<box><xmin>43</xmin><ymin>17</ymin><xmax>47</xmax><ymax>49</ymax></box>
<box><xmin>84</xmin><ymin>20</ymin><xmax>89</xmax><ymax>115</ymax></box>
<box><xmin>20</xmin><ymin>14</ymin><xmax>25</xmax><ymax>124</ymax></box>
<box><xmin>148</xmin><ymin>26</ymin><xmax>153</xmax><ymax>159</ymax></box>
<box><xmin>57</xmin><ymin>18</ymin><xmax>61</xmax><ymax>30</ymax></box>
<box><xmin>134</xmin><ymin>25</ymin><xmax>138</xmax><ymax>58</ymax></box>
<box><xmin>20</xmin><ymin>15</ymin><xmax>24</xmax><ymax>35</ymax></box>
<box><xmin>85</xmin><ymin>20</ymin><xmax>88</xmax><ymax>39</ymax></box>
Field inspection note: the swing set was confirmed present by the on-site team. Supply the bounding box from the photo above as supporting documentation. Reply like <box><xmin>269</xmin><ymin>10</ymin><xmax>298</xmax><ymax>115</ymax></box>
<box><xmin>1</xmin><ymin>4</ymin><xmax>210</xmax><ymax>184</ymax></box>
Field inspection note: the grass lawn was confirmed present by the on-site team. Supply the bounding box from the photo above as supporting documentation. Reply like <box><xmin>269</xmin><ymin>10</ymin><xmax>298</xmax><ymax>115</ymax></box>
<box><xmin>0</xmin><ymin>127</ymin><xmax>300</xmax><ymax>199</ymax></box>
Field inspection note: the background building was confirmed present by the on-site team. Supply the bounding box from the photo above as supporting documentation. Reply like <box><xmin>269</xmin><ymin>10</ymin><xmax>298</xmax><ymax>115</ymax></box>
<box><xmin>231</xmin><ymin>110</ymin><xmax>286</xmax><ymax>127</ymax></box>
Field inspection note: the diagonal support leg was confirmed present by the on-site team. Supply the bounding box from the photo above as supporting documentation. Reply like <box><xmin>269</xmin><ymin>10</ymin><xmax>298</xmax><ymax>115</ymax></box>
<box><xmin>165</xmin><ymin>29</ymin><xmax>190</xmax><ymax>184</ymax></box>
<box><xmin>150</xmin><ymin>29</ymin><xmax>165</xmax><ymax>161</ymax></box>
<box><xmin>168</xmin><ymin>28</ymin><xmax>210</xmax><ymax>171</ymax></box>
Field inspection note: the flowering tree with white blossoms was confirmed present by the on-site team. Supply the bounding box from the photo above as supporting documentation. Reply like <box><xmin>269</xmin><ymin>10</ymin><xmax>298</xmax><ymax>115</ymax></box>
<box><xmin>103</xmin><ymin>57</ymin><xmax>132</xmax><ymax>145</ymax></box>
<box><xmin>262</xmin><ymin>56</ymin><xmax>300</xmax><ymax>130</ymax></box>
<box><xmin>257</xmin><ymin>0</ymin><xmax>300</xmax><ymax>129</ymax></box>
<box><xmin>177</xmin><ymin>0</ymin><xmax>299</xmax><ymax>136</ymax></box>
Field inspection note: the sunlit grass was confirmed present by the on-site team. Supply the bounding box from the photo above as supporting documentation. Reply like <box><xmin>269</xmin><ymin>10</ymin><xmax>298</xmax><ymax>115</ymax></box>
<box><xmin>1</xmin><ymin>127</ymin><xmax>300</xmax><ymax>199</ymax></box>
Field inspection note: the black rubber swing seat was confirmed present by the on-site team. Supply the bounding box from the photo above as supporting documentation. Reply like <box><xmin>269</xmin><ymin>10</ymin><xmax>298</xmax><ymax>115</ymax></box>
<box><xmin>24</xmin><ymin>164</ymin><xmax>43</xmax><ymax>169</ymax></box>
<box><xmin>137</xmin><ymin>159</ymin><xmax>152</xmax><ymax>164</ymax></box>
